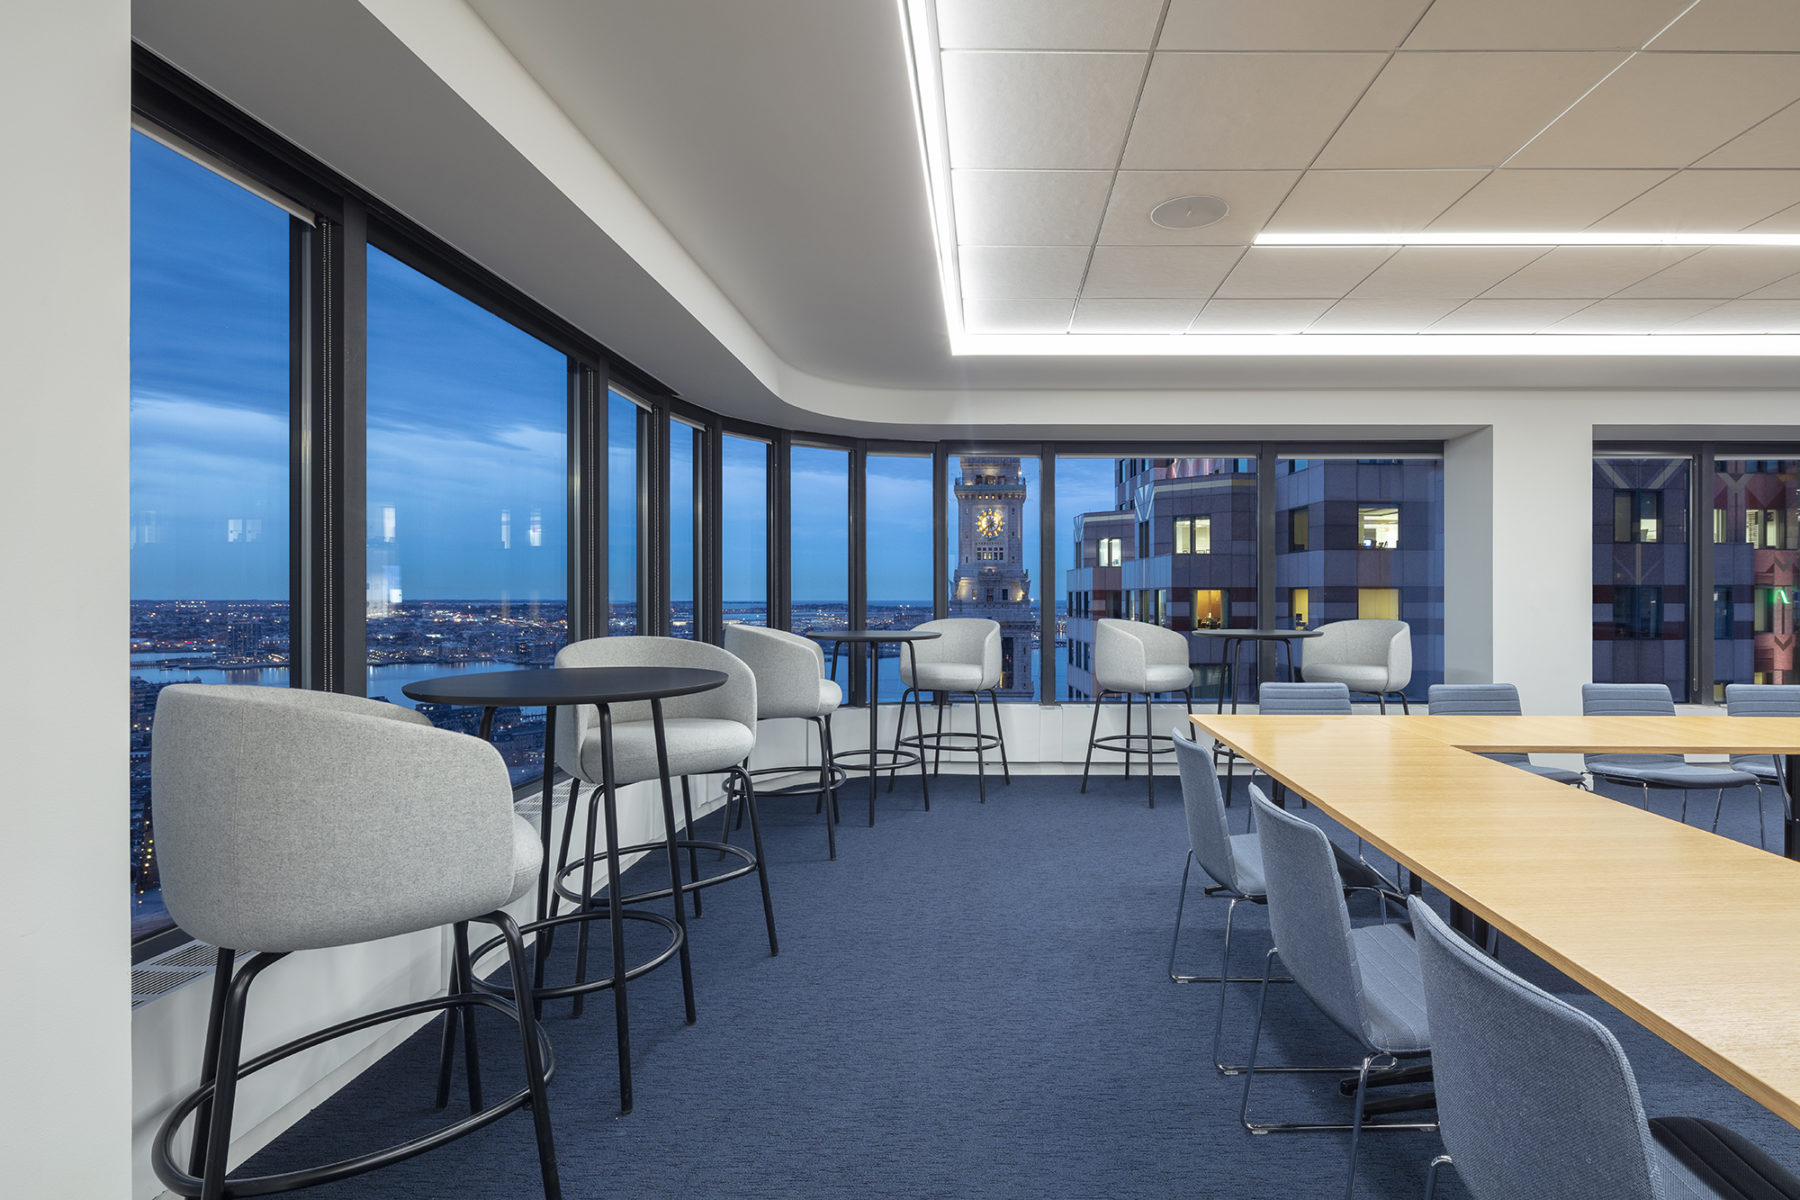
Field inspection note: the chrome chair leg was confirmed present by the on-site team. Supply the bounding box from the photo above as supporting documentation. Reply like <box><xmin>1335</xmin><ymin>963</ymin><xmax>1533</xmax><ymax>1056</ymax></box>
<box><xmin>1423</xmin><ymin>1154</ymin><xmax>1452</xmax><ymax>1199</ymax></box>
<box><xmin>1236</xmin><ymin>949</ymin><xmax>1366</xmax><ymax>1091</ymax></box>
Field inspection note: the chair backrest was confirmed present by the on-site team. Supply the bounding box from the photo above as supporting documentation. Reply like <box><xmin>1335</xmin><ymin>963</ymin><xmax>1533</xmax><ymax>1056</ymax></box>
<box><xmin>901</xmin><ymin>618</ymin><xmax>1001</xmax><ymax>688</ymax></box>
<box><xmin>1307</xmin><ymin>619</ymin><xmax>1412</xmax><ymax>689</ymax></box>
<box><xmin>1409</xmin><ymin>896</ymin><xmax>1663</xmax><ymax>1200</ymax></box>
<box><xmin>725</xmin><ymin>624</ymin><xmax>829</xmax><ymax>720</ymax></box>
<box><xmin>1427</xmin><ymin>683</ymin><xmax>1530</xmax><ymax>766</ymax></box>
<box><xmin>1725</xmin><ymin>683</ymin><xmax>1800</xmax><ymax>772</ymax></box>
<box><xmin>1171</xmin><ymin>731</ymin><xmax>1248</xmax><ymax>895</ymax></box>
<box><xmin>554</xmin><ymin>637</ymin><xmax>757</xmax><ymax>774</ymax></box>
<box><xmin>152</xmin><ymin>685</ymin><xmax>521</xmax><ymax>953</ymax></box>
<box><xmin>1255</xmin><ymin>681</ymin><xmax>1352</xmax><ymax>715</ymax></box>
<box><xmin>1249</xmin><ymin>788</ymin><xmax>1371</xmax><ymax>1044</ymax></box>
<box><xmin>1580</xmin><ymin>683</ymin><xmax>1679</xmax><ymax>771</ymax></box>
<box><xmin>1094</xmin><ymin>618</ymin><xmax>1190</xmax><ymax>693</ymax></box>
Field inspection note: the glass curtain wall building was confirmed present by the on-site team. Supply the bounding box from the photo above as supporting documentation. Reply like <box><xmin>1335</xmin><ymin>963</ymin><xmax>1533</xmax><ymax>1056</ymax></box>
<box><xmin>1714</xmin><ymin>459</ymin><xmax>1799</xmax><ymax>691</ymax></box>
<box><xmin>1593</xmin><ymin>456</ymin><xmax>1690</xmax><ymax>693</ymax></box>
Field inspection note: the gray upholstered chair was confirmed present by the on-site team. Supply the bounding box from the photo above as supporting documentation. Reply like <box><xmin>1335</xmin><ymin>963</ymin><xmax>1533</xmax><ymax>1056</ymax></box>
<box><xmin>1725</xmin><ymin>683</ymin><xmax>1800</xmax><ymax>846</ymax></box>
<box><xmin>1581</xmin><ymin>683</ymin><xmax>1758</xmax><ymax>839</ymax></box>
<box><xmin>1080</xmin><ymin>617</ymin><xmax>1194</xmax><ymax>806</ymax></box>
<box><xmin>1427</xmin><ymin>683</ymin><xmax>1585</xmax><ymax>786</ymax></box>
<box><xmin>1302</xmin><ymin>619</ymin><xmax>1414</xmax><ymax>712</ymax></box>
<box><xmin>1221</xmin><ymin>680</ymin><xmax>1352</xmax><ymax>805</ymax></box>
<box><xmin>725</xmin><ymin>623</ymin><xmax>845</xmax><ymax>859</ymax></box>
<box><xmin>1242</xmin><ymin>788</ymin><xmax>1435</xmax><ymax>1200</ymax></box>
<box><xmin>893</xmin><ymin>617</ymin><xmax>1011</xmax><ymax>803</ymax></box>
<box><xmin>147</xmin><ymin>685</ymin><xmax>560</xmax><ymax>1200</ymax></box>
<box><xmin>1410</xmin><ymin>896</ymin><xmax>1800</xmax><ymax>1200</ymax></box>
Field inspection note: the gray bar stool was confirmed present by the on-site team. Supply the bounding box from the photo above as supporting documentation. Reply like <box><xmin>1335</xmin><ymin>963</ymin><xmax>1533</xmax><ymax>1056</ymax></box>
<box><xmin>1080</xmin><ymin>618</ymin><xmax>1194</xmax><ymax>807</ymax></box>
<box><xmin>147</xmin><ymin>685</ymin><xmax>560</xmax><ymax>1200</ymax></box>
<box><xmin>892</xmin><ymin>617</ymin><xmax>1012</xmax><ymax>804</ymax></box>
<box><xmin>725</xmin><ymin>623</ymin><xmax>847</xmax><ymax>858</ymax></box>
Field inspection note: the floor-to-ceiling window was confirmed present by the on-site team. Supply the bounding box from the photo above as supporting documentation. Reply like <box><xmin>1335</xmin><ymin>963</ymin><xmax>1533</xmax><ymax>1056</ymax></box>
<box><xmin>129</xmin><ymin>132</ymin><xmax>294</xmax><ymax>941</ymax></box>
<box><xmin>1056</xmin><ymin>456</ymin><xmax>1126</xmax><ymax>702</ymax></box>
<box><xmin>866</xmin><ymin>452</ymin><xmax>935</xmax><ymax>695</ymax></box>
<box><xmin>669</xmin><ymin>416</ymin><xmax>701</xmax><ymax>638</ymax></box>
<box><xmin>1594</xmin><ymin>456</ymin><xmax>1690</xmax><ymax>694</ymax></box>
<box><xmin>365</xmin><ymin>246</ymin><xmax>567</xmax><ymax>783</ymax></box>
<box><xmin>722</xmin><ymin>433</ymin><xmax>770</xmax><ymax>628</ymax></box>
<box><xmin>790</xmin><ymin>444</ymin><xmax>851</xmax><ymax>648</ymax></box>
<box><xmin>947</xmin><ymin>454</ymin><xmax>1040</xmax><ymax>698</ymax></box>
<box><xmin>608</xmin><ymin>390</ymin><xmax>643</xmax><ymax>634</ymax></box>
<box><xmin>1277</xmin><ymin>456</ymin><xmax>1443</xmax><ymax>702</ymax></box>
<box><xmin>1713</xmin><ymin>457</ymin><xmax>1798</xmax><ymax>695</ymax></box>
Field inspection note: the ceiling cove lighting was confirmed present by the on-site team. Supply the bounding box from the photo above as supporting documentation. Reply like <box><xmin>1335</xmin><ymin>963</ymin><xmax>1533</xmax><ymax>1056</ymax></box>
<box><xmin>1256</xmin><ymin>232</ymin><xmax>1800</xmax><ymax>248</ymax></box>
<box><xmin>895</xmin><ymin>1</ymin><xmax>1800</xmax><ymax>357</ymax></box>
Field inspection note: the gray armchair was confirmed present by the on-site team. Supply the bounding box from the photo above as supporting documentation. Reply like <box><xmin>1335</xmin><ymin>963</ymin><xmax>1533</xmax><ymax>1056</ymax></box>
<box><xmin>148</xmin><ymin>684</ymin><xmax>559</xmax><ymax>1200</ymax></box>
<box><xmin>1411</xmin><ymin>896</ymin><xmax>1800</xmax><ymax>1200</ymax></box>
<box><xmin>1081</xmin><ymin>618</ymin><xmax>1195</xmax><ymax>806</ymax></box>
<box><xmin>726</xmin><ymin>623</ymin><xmax>844</xmax><ymax>858</ymax></box>
<box><xmin>895</xmin><ymin>617</ymin><xmax>1011</xmax><ymax>803</ymax></box>
<box><xmin>1301</xmin><ymin>619</ymin><xmax>1413</xmax><ymax>712</ymax></box>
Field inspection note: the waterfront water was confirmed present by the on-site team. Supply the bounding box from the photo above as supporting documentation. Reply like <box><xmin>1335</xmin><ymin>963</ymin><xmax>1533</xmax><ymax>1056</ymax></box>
<box><xmin>130</xmin><ymin>657</ymin><xmax>510</xmax><ymax>710</ymax></box>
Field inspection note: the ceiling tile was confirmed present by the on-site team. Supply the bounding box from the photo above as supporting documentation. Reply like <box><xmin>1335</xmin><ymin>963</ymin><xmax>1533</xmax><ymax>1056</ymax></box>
<box><xmin>959</xmin><ymin>245</ymin><xmax>1089</xmax><ymax>297</ymax></box>
<box><xmin>1506</xmin><ymin>54</ymin><xmax>1800</xmax><ymax>168</ymax></box>
<box><xmin>1315</xmin><ymin>52</ymin><xmax>1623</xmax><ymax>169</ymax></box>
<box><xmin>1543</xmin><ymin>298</ymin><xmax>1723</xmax><ymax>332</ymax></box>
<box><xmin>1479</xmin><ymin>246</ymin><xmax>1699</xmax><ymax>297</ymax></box>
<box><xmin>1648</xmin><ymin>0</ymin><xmax>1800</xmax><ymax>51</ymax></box>
<box><xmin>1070</xmin><ymin>298</ymin><xmax>1205</xmax><ymax>333</ymax></box>
<box><xmin>962</xmin><ymin>298</ymin><xmax>1076</xmax><ymax>333</ymax></box>
<box><xmin>942</xmin><ymin>51</ymin><xmax>1145</xmax><ymax>169</ymax></box>
<box><xmin>1429</xmin><ymin>169</ymin><xmax>1671</xmax><ymax>230</ymax></box>
<box><xmin>1213</xmin><ymin>247</ymin><xmax>1396</xmax><ymax>298</ymax></box>
<box><xmin>1589</xmin><ymin>170</ymin><xmax>1800</xmax><ymax>232</ymax></box>
<box><xmin>936</xmin><ymin>0</ymin><xmax>1166</xmax><ymax>50</ymax></box>
<box><xmin>1349</xmin><ymin>247</ymin><xmax>1549</xmax><ymax>298</ymax></box>
<box><xmin>1671</xmin><ymin>300</ymin><xmax>1800</xmax><ymax>332</ymax></box>
<box><xmin>1097</xmin><ymin>170</ymin><xmax>1299</xmax><ymax>245</ymax></box>
<box><xmin>952</xmin><ymin>170</ymin><xmax>1113</xmax><ymax>245</ymax></box>
<box><xmin>1264</xmin><ymin>170</ymin><xmax>1486</xmax><ymax>232</ymax></box>
<box><xmin>1697</xmin><ymin>102</ymin><xmax>1800</xmax><ymax>168</ymax></box>
<box><xmin>1743</xmin><ymin>269</ymin><xmax>1800</xmax><ymax>300</ymax></box>
<box><xmin>1309</xmin><ymin>298</ymin><xmax>1465</xmax><ymax>332</ymax></box>
<box><xmin>1749</xmin><ymin>203</ymin><xmax>1800</xmax><ymax>233</ymax></box>
<box><xmin>1081</xmin><ymin>245</ymin><xmax>1245</xmax><ymax>298</ymax></box>
<box><xmin>1403</xmin><ymin>0</ymin><xmax>1693</xmax><ymax>50</ymax></box>
<box><xmin>1123</xmin><ymin>52</ymin><xmax>1386</xmax><ymax>170</ymax></box>
<box><xmin>1189</xmin><ymin>298</ymin><xmax>1338</xmax><ymax>332</ymax></box>
<box><xmin>1615</xmin><ymin>247</ymin><xmax>1800</xmax><ymax>299</ymax></box>
<box><xmin>1159</xmin><ymin>0</ymin><xmax>1431</xmax><ymax>51</ymax></box>
<box><xmin>1426</xmin><ymin>298</ymin><xmax>1598</xmax><ymax>331</ymax></box>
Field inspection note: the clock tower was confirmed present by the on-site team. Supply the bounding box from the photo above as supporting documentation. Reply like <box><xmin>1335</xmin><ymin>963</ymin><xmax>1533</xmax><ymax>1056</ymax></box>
<box><xmin>951</xmin><ymin>456</ymin><xmax>1035</xmax><ymax>697</ymax></box>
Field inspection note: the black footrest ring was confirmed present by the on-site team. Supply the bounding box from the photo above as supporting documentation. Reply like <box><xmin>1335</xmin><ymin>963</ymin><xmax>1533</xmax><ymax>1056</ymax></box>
<box><xmin>468</xmin><ymin>908</ymin><xmax>685</xmax><ymax>1004</ymax></box>
<box><xmin>552</xmin><ymin>839</ymin><xmax>758</xmax><ymax>909</ymax></box>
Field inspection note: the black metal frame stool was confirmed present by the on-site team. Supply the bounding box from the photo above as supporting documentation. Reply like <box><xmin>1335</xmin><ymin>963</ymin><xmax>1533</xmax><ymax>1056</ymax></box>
<box><xmin>1079</xmin><ymin>618</ymin><xmax>1197</xmax><ymax>807</ymax></box>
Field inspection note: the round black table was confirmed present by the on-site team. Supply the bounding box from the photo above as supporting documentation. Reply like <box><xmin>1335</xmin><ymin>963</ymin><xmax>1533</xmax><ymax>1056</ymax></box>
<box><xmin>1191</xmin><ymin>627</ymin><xmax>1322</xmax><ymax>713</ymax></box>
<box><xmin>807</xmin><ymin>630</ymin><xmax>939</xmax><ymax>825</ymax></box>
<box><xmin>403</xmin><ymin>665</ymin><xmax>725</xmax><ymax>1113</ymax></box>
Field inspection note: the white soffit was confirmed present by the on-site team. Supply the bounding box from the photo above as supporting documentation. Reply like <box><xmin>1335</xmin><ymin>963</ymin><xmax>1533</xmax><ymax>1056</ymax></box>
<box><xmin>906</xmin><ymin>0</ymin><xmax>1800</xmax><ymax>354</ymax></box>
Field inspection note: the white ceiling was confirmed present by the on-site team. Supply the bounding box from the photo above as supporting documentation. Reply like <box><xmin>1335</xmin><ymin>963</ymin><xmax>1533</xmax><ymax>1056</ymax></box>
<box><xmin>930</xmin><ymin>0</ymin><xmax>1800</xmax><ymax>338</ymax></box>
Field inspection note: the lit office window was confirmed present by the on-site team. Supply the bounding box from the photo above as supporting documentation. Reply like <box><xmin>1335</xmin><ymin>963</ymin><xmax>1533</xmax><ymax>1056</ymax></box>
<box><xmin>721</xmin><ymin>434</ymin><xmax>769</xmax><ymax>628</ymax></box>
<box><xmin>1278</xmin><ymin>457</ymin><xmax>1443</xmax><ymax>702</ymax></box>
<box><xmin>951</xmin><ymin>454</ymin><xmax>1041</xmax><ymax>698</ymax></box>
<box><xmin>130</xmin><ymin>132</ymin><xmax>293</xmax><ymax>941</ymax></box>
<box><xmin>1713</xmin><ymin>459</ymin><xmax>1798</xmax><ymax>694</ymax></box>
<box><xmin>608</xmin><ymin>391</ymin><xmax>642</xmax><ymax>633</ymax></box>
<box><xmin>867</xmin><ymin>453</ymin><xmax>934</xmax><ymax>696</ymax></box>
<box><xmin>1174</xmin><ymin>516</ymin><xmax>1212</xmax><ymax>554</ymax></box>
<box><xmin>366</xmin><ymin>246</ymin><xmax>567</xmax><ymax>784</ymax></box>
<box><xmin>669</xmin><ymin>417</ymin><xmax>700</xmax><ymax>639</ymax></box>
<box><xmin>791</xmin><ymin>444</ymin><xmax>850</xmax><ymax>637</ymax></box>
<box><xmin>1594</xmin><ymin>457</ymin><xmax>1688</xmax><ymax>693</ymax></box>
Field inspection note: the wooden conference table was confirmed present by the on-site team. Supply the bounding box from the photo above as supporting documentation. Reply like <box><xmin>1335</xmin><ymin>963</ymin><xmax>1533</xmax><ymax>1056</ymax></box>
<box><xmin>1189</xmin><ymin>711</ymin><xmax>1800</xmax><ymax>1127</ymax></box>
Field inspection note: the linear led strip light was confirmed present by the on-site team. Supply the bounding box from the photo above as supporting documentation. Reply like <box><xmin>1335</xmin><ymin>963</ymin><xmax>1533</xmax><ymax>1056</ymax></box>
<box><xmin>894</xmin><ymin>2</ymin><xmax>1800</xmax><ymax>356</ymax></box>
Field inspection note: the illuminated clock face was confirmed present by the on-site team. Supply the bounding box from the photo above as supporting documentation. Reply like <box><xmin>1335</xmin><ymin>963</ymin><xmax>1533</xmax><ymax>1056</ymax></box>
<box><xmin>976</xmin><ymin>508</ymin><xmax>1004</xmax><ymax>538</ymax></box>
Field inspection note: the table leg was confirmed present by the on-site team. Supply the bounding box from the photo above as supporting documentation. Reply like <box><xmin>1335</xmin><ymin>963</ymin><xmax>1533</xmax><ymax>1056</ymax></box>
<box><xmin>650</xmin><ymin>699</ymin><xmax>698</xmax><ymax>1024</ymax></box>
<box><xmin>478</xmin><ymin>705</ymin><xmax>497</xmax><ymax>743</ymax></box>
<box><xmin>867</xmin><ymin>641</ymin><xmax>879</xmax><ymax>826</ymax></box>
<box><xmin>531</xmin><ymin>707</ymin><xmax>558</xmax><ymax>1014</ymax></box>
<box><xmin>1230</xmin><ymin>637</ymin><xmax>1245</xmax><ymax>714</ymax></box>
<box><xmin>594</xmin><ymin>706</ymin><xmax>634</xmax><ymax>1113</ymax></box>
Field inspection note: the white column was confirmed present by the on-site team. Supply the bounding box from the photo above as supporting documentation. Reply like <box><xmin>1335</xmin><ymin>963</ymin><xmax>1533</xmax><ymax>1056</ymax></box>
<box><xmin>0</xmin><ymin>3</ymin><xmax>133</xmax><ymax>1196</ymax></box>
<box><xmin>1444</xmin><ymin>408</ymin><xmax>1594</xmax><ymax>714</ymax></box>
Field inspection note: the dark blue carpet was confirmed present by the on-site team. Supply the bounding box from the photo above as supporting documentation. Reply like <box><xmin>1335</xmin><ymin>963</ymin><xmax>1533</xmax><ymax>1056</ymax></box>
<box><xmin>238</xmin><ymin>769</ymin><xmax>1800</xmax><ymax>1199</ymax></box>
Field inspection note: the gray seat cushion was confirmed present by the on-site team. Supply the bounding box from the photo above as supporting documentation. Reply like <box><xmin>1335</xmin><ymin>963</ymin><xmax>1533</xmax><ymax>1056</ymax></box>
<box><xmin>909</xmin><ymin>662</ymin><xmax>988</xmax><ymax>691</ymax></box>
<box><xmin>1514</xmin><ymin>760</ymin><xmax>1586</xmax><ymax>786</ymax></box>
<box><xmin>572</xmin><ymin>716</ymin><xmax>757</xmax><ymax>788</ymax></box>
<box><xmin>1227</xmin><ymin>833</ymin><xmax>1265</xmax><ymax>896</ymax></box>
<box><xmin>1594</xmin><ymin>763</ymin><xmax>1758</xmax><ymax>790</ymax></box>
<box><xmin>1731</xmin><ymin>756</ymin><xmax>1782</xmax><ymax>783</ymax></box>
<box><xmin>1303</xmin><ymin>663</ymin><xmax>1392</xmax><ymax>695</ymax></box>
<box><xmin>509</xmin><ymin>815</ymin><xmax>542</xmax><ymax>905</ymax></box>
<box><xmin>1651</xmin><ymin>1116</ymin><xmax>1800</xmax><ymax>1200</ymax></box>
<box><xmin>1351</xmin><ymin>922</ymin><xmax>1431</xmax><ymax>1054</ymax></box>
<box><xmin>1142</xmin><ymin>663</ymin><xmax>1193</xmax><ymax>694</ymax></box>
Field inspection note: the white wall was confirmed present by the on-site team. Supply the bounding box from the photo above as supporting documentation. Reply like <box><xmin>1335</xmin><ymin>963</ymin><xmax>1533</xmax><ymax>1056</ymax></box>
<box><xmin>0</xmin><ymin>3</ymin><xmax>134</xmax><ymax>1196</ymax></box>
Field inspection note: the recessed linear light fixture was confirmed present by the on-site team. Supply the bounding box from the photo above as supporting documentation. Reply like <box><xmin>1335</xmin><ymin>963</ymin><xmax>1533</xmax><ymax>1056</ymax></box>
<box><xmin>894</xmin><ymin>1</ymin><xmax>1800</xmax><ymax>355</ymax></box>
<box><xmin>1256</xmin><ymin>231</ymin><xmax>1800</xmax><ymax>247</ymax></box>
